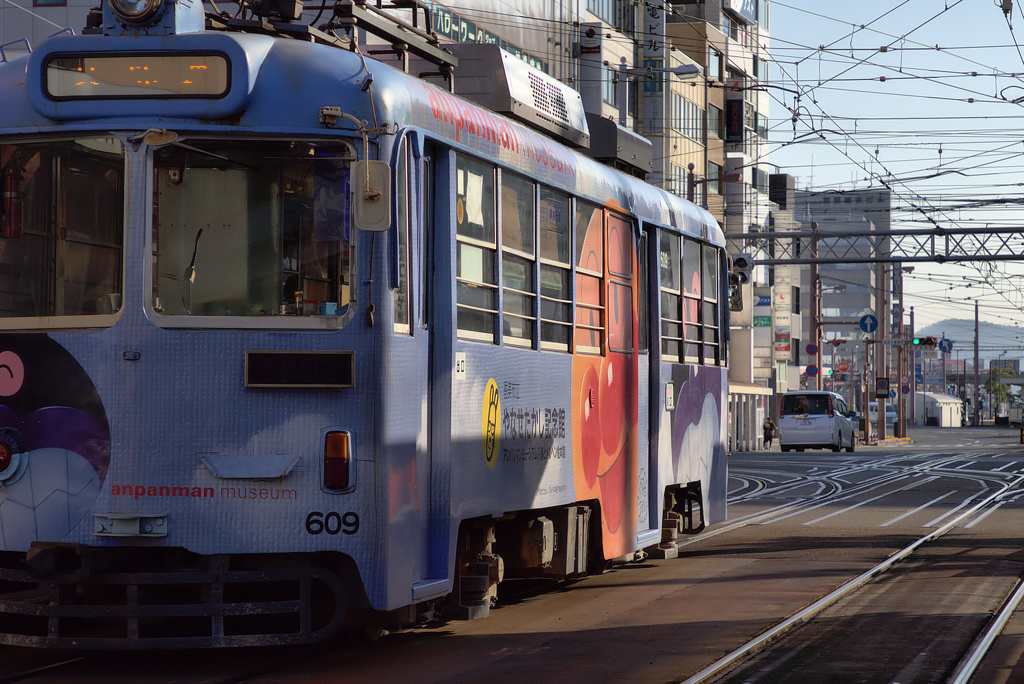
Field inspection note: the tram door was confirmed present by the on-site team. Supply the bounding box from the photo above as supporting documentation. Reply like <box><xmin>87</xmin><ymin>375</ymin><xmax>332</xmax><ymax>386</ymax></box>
<box><xmin>421</xmin><ymin>143</ymin><xmax>449</xmax><ymax>586</ymax></box>
<box><xmin>604</xmin><ymin>213</ymin><xmax>640</xmax><ymax>555</ymax></box>
<box><xmin>389</xmin><ymin>137</ymin><xmax>437</xmax><ymax>597</ymax></box>
<box><xmin>637</xmin><ymin>227</ymin><xmax>660</xmax><ymax>539</ymax></box>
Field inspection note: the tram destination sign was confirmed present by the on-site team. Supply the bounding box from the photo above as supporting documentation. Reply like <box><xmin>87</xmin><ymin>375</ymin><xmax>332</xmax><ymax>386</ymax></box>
<box><xmin>45</xmin><ymin>52</ymin><xmax>230</xmax><ymax>99</ymax></box>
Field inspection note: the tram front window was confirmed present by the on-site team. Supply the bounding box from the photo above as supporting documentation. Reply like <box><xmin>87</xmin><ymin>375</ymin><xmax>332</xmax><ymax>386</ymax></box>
<box><xmin>0</xmin><ymin>137</ymin><xmax>125</xmax><ymax>322</ymax></box>
<box><xmin>152</xmin><ymin>139</ymin><xmax>354</xmax><ymax>323</ymax></box>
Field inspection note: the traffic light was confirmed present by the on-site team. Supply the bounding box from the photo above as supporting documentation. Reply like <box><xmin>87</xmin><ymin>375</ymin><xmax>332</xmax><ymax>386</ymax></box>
<box><xmin>731</xmin><ymin>254</ymin><xmax>754</xmax><ymax>285</ymax></box>
<box><xmin>913</xmin><ymin>336</ymin><xmax>937</xmax><ymax>347</ymax></box>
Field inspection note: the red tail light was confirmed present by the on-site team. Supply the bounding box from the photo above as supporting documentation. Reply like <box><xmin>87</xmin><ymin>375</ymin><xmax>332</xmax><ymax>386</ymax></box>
<box><xmin>323</xmin><ymin>431</ymin><xmax>351</xmax><ymax>491</ymax></box>
<box><xmin>827</xmin><ymin>395</ymin><xmax>835</xmax><ymax>417</ymax></box>
<box><xmin>0</xmin><ymin>441</ymin><xmax>11</xmax><ymax>473</ymax></box>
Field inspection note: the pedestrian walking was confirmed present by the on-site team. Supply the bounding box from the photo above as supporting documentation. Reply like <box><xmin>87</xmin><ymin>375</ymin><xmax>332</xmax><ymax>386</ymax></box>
<box><xmin>763</xmin><ymin>417</ymin><xmax>775</xmax><ymax>449</ymax></box>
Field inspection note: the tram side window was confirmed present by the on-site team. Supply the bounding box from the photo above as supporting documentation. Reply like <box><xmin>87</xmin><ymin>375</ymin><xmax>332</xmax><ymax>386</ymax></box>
<box><xmin>575</xmin><ymin>201</ymin><xmax>604</xmax><ymax>353</ymax></box>
<box><xmin>679</xmin><ymin>238</ymin><xmax>723</xmax><ymax>366</ymax></box>
<box><xmin>455</xmin><ymin>156</ymin><xmax>497</xmax><ymax>340</ymax></box>
<box><xmin>606</xmin><ymin>213</ymin><xmax>634</xmax><ymax>354</ymax></box>
<box><xmin>660</xmin><ymin>233</ymin><xmax>682</xmax><ymax>361</ymax></box>
<box><xmin>682</xmin><ymin>238</ymin><xmax>702</xmax><ymax>363</ymax></box>
<box><xmin>0</xmin><ymin>138</ymin><xmax>124</xmax><ymax>321</ymax></box>
<box><xmin>703</xmin><ymin>245</ymin><xmax>720</xmax><ymax>364</ymax></box>
<box><xmin>500</xmin><ymin>172</ymin><xmax>535</xmax><ymax>346</ymax></box>
<box><xmin>152</xmin><ymin>140</ymin><xmax>353</xmax><ymax>323</ymax></box>
<box><xmin>539</xmin><ymin>188</ymin><xmax>571</xmax><ymax>351</ymax></box>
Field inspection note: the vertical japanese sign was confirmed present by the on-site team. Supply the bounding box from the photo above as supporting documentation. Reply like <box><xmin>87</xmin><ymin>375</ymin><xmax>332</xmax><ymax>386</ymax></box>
<box><xmin>642</xmin><ymin>0</ymin><xmax>666</xmax><ymax>60</ymax></box>
<box><xmin>641</xmin><ymin>1</ymin><xmax>667</xmax><ymax>135</ymax></box>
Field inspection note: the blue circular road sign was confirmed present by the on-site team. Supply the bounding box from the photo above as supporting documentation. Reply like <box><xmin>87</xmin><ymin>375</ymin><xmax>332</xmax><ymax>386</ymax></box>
<box><xmin>806</xmin><ymin>364</ymin><xmax>818</xmax><ymax>377</ymax></box>
<box><xmin>860</xmin><ymin>314</ymin><xmax>878</xmax><ymax>333</ymax></box>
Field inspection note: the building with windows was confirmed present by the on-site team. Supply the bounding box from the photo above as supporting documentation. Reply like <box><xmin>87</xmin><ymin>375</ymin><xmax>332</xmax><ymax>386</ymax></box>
<box><xmin>793</xmin><ymin>188</ymin><xmax>894</xmax><ymax>417</ymax></box>
<box><xmin>667</xmin><ymin>1</ymin><xmax>774</xmax><ymax>450</ymax></box>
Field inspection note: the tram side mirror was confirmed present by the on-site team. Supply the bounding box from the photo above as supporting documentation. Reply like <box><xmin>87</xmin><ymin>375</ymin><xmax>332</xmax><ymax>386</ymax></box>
<box><xmin>350</xmin><ymin>160</ymin><xmax>391</xmax><ymax>232</ymax></box>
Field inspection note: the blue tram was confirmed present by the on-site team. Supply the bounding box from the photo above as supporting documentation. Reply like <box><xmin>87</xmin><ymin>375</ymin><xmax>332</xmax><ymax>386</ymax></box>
<box><xmin>0</xmin><ymin>0</ymin><xmax>728</xmax><ymax>647</ymax></box>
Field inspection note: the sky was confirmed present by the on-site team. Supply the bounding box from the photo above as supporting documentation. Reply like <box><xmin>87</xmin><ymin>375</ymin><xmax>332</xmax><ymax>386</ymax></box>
<box><xmin>764</xmin><ymin>0</ymin><xmax>1024</xmax><ymax>346</ymax></box>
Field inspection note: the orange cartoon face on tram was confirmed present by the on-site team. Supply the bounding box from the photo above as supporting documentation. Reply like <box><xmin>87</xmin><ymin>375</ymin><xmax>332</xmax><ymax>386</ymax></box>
<box><xmin>571</xmin><ymin>203</ymin><xmax>639</xmax><ymax>559</ymax></box>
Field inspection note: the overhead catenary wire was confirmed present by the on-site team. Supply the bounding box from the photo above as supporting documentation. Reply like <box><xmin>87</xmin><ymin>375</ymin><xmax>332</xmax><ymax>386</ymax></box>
<box><xmin>755</xmin><ymin>1</ymin><xmax>1024</xmax><ymax>327</ymax></box>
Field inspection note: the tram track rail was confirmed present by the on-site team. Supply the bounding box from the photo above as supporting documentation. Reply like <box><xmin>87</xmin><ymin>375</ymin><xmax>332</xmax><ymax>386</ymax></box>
<box><xmin>949</xmin><ymin>578</ymin><xmax>1024</xmax><ymax>684</ymax></box>
<box><xmin>692</xmin><ymin>453</ymin><xmax>971</xmax><ymax>548</ymax></box>
<box><xmin>681</xmin><ymin>472</ymin><xmax>1024</xmax><ymax>684</ymax></box>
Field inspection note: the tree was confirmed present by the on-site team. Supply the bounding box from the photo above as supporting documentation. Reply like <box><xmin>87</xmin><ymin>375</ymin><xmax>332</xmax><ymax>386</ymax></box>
<box><xmin>985</xmin><ymin>365</ymin><xmax>1012</xmax><ymax>408</ymax></box>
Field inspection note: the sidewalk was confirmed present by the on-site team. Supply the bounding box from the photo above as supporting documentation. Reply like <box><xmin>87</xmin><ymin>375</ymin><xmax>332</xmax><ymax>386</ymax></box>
<box><xmin>865</xmin><ymin>436</ymin><xmax>912</xmax><ymax>447</ymax></box>
<box><xmin>754</xmin><ymin>434</ymin><xmax>913</xmax><ymax>451</ymax></box>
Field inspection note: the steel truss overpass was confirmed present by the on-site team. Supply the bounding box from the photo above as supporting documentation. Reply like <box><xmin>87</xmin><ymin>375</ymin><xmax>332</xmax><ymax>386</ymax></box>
<box><xmin>725</xmin><ymin>227</ymin><xmax>1024</xmax><ymax>265</ymax></box>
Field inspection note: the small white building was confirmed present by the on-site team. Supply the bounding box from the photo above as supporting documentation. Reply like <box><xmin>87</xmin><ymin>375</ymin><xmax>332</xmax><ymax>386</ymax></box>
<box><xmin>915</xmin><ymin>392</ymin><xmax>962</xmax><ymax>427</ymax></box>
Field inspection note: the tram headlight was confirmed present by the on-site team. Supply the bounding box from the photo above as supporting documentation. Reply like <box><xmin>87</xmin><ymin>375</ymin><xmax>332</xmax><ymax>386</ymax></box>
<box><xmin>108</xmin><ymin>0</ymin><xmax>163</xmax><ymax>23</ymax></box>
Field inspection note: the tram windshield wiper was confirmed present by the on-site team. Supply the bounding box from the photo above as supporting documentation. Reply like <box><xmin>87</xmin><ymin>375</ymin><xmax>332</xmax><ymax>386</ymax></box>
<box><xmin>184</xmin><ymin>228</ymin><xmax>203</xmax><ymax>285</ymax></box>
<box><xmin>168</xmin><ymin>141</ymin><xmax>262</xmax><ymax>171</ymax></box>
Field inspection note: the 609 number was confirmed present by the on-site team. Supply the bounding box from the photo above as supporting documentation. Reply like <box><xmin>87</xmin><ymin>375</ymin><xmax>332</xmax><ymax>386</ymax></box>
<box><xmin>305</xmin><ymin>511</ymin><xmax>360</xmax><ymax>535</ymax></box>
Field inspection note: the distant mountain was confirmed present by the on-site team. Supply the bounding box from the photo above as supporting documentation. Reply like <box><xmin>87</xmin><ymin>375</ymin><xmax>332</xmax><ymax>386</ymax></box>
<box><xmin>914</xmin><ymin>318</ymin><xmax>1024</xmax><ymax>364</ymax></box>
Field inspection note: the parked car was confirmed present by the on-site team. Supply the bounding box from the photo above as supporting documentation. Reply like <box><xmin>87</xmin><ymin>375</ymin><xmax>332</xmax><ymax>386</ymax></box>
<box><xmin>868</xmin><ymin>402</ymin><xmax>898</xmax><ymax>432</ymax></box>
<box><xmin>778</xmin><ymin>391</ymin><xmax>857</xmax><ymax>452</ymax></box>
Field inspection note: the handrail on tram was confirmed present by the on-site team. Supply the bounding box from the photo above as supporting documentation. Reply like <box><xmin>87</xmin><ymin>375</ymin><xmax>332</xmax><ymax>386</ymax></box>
<box><xmin>0</xmin><ymin>38</ymin><xmax>31</xmax><ymax>63</ymax></box>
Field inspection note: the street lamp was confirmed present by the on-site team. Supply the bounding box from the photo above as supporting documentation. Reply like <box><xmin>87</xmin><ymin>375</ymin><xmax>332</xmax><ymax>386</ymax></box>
<box><xmin>826</xmin><ymin>337</ymin><xmax>847</xmax><ymax>394</ymax></box>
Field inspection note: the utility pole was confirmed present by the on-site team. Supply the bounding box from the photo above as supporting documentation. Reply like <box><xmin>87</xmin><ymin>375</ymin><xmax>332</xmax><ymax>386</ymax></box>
<box><xmin>942</xmin><ymin>331</ymin><xmax>947</xmax><ymax>393</ymax></box>
<box><xmin>897</xmin><ymin>269</ymin><xmax>904</xmax><ymax>438</ymax></box>
<box><xmin>974</xmin><ymin>301</ymin><xmax>980</xmax><ymax>426</ymax></box>
<box><xmin>810</xmin><ymin>222</ymin><xmax>821</xmax><ymax>390</ymax></box>
<box><xmin>875</xmin><ymin>260</ymin><xmax>887</xmax><ymax>439</ymax></box>
<box><xmin>909</xmin><ymin>307</ymin><xmax>915</xmax><ymax>426</ymax></box>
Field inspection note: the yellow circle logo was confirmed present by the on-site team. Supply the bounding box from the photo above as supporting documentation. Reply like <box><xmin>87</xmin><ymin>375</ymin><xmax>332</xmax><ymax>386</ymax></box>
<box><xmin>482</xmin><ymin>378</ymin><xmax>500</xmax><ymax>469</ymax></box>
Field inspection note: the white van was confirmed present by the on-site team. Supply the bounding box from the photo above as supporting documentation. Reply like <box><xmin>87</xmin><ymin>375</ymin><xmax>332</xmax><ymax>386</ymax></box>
<box><xmin>868</xmin><ymin>402</ymin><xmax>897</xmax><ymax>432</ymax></box>
<box><xmin>778</xmin><ymin>391</ymin><xmax>857</xmax><ymax>452</ymax></box>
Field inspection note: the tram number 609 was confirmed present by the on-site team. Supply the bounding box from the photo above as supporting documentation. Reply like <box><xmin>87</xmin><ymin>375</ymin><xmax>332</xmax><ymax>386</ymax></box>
<box><xmin>305</xmin><ymin>511</ymin><xmax>359</xmax><ymax>535</ymax></box>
